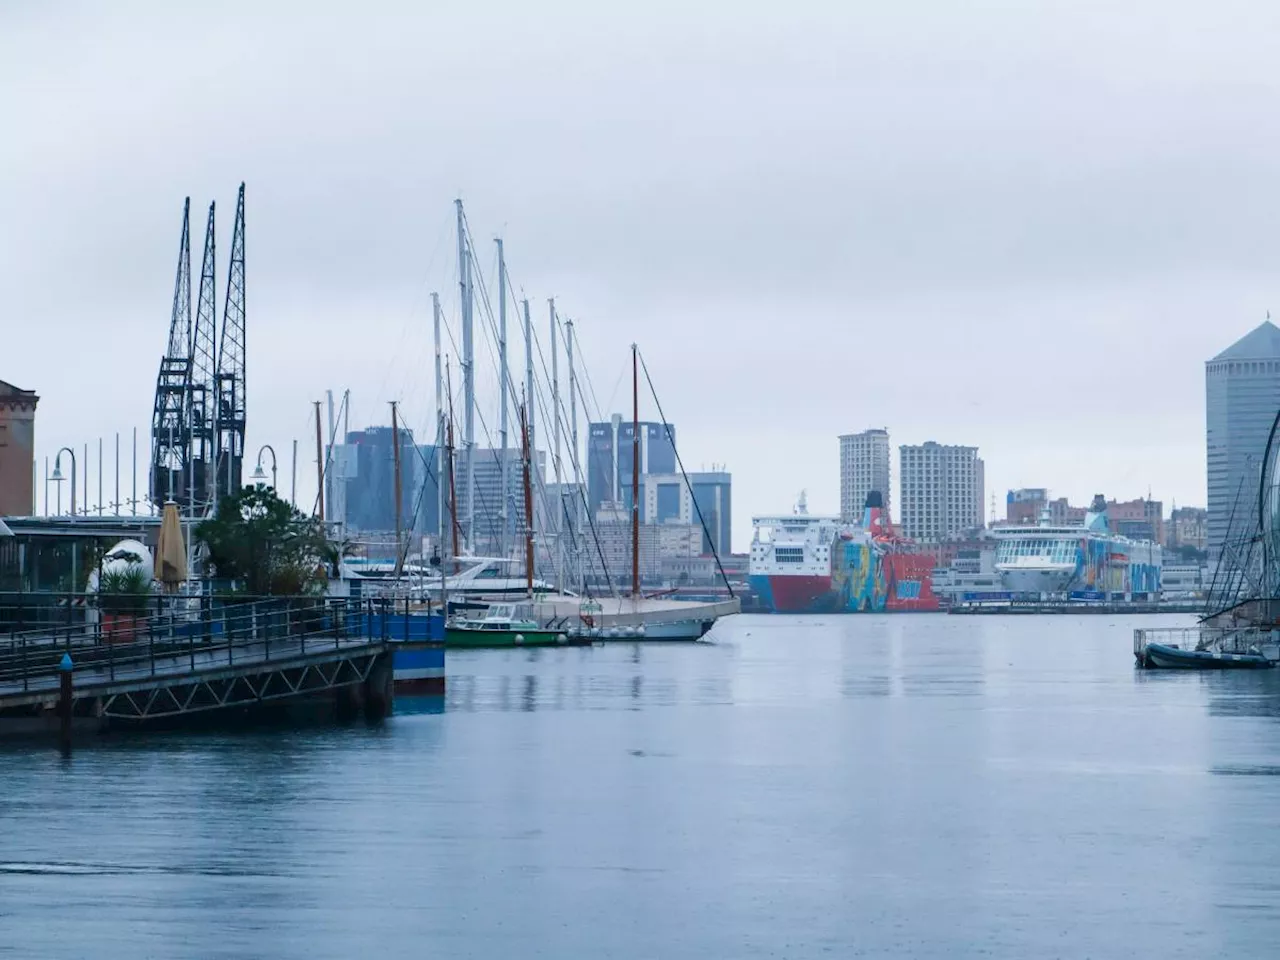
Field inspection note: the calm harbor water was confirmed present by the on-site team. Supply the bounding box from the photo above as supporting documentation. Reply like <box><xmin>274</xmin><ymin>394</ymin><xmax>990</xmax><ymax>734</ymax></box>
<box><xmin>5</xmin><ymin>612</ymin><xmax>1280</xmax><ymax>958</ymax></box>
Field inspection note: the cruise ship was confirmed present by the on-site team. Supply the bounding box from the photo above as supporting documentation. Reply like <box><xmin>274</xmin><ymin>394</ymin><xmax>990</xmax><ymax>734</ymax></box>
<box><xmin>991</xmin><ymin>506</ymin><xmax>1162</xmax><ymax>599</ymax></box>
<box><xmin>749</xmin><ymin>495</ymin><xmax>939</xmax><ymax>613</ymax></box>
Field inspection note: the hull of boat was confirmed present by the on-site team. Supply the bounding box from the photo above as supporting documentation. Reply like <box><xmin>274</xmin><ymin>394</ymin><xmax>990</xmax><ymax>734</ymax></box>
<box><xmin>392</xmin><ymin>641</ymin><xmax>446</xmax><ymax>692</ymax></box>
<box><xmin>1140</xmin><ymin>642</ymin><xmax>1273</xmax><ymax>670</ymax></box>
<box><xmin>445</xmin><ymin>626</ymin><xmax>583</xmax><ymax>648</ymax></box>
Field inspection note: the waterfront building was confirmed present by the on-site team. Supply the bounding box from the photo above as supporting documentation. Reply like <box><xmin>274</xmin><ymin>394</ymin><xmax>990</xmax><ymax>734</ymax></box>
<box><xmin>336</xmin><ymin>427</ymin><xmax>435</xmax><ymax>537</ymax></box>
<box><xmin>581</xmin><ymin>519</ymin><xmax>701</xmax><ymax>586</ymax></box>
<box><xmin>587</xmin><ymin>416</ymin><xmax>676</xmax><ymax>519</ymax></box>
<box><xmin>1006</xmin><ymin>488</ymin><xmax>1048</xmax><ymax>525</ymax></box>
<box><xmin>1106</xmin><ymin>497</ymin><xmax>1163</xmax><ymax>545</ymax></box>
<box><xmin>839</xmin><ymin>429</ymin><xmax>891</xmax><ymax>523</ymax></box>
<box><xmin>0</xmin><ymin>380</ymin><xmax>38</xmax><ymax>517</ymax></box>
<box><xmin>899</xmin><ymin>442</ymin><xmax>984</xmax><ymax>542</ymax></box>
<box><xmin>1206</xmin><ymin>320</ymin><xmax>1280</xmax><ymax>563</ymax></box>
<box><xmin>1166</xmin><ymin>506</ymin><xmax>1208</xmax><ymax>553</ymax></box>
<box><xmin>642</xmin><ymin>471</ymin><xmax>732</xmax><ymax>555</ymax></box>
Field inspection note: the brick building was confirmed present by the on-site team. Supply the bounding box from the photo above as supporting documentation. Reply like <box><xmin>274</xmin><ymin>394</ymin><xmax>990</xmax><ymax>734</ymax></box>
<box><xmin>0</xmin><ymin>381</ymin><xmax>38</xmax><ymax>516</ymax></box>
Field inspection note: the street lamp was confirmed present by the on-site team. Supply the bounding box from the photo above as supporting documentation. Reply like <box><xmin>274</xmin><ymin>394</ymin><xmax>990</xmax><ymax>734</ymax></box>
<box><xmin>51</xmin><ymin>447</ymin><xmax>77</xmax><ymax>517</ymax></box>
<box><xmin>253</xmin><ymin>444</ymin><xmax>278</xmax><ymax>491</ymax></box>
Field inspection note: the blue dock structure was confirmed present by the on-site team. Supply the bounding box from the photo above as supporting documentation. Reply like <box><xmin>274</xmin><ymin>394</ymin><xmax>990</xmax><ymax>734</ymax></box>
<box><xmin>0</xmin><ymin>596</ymin><xmax>444</xmax><ymax>740</ymax></box>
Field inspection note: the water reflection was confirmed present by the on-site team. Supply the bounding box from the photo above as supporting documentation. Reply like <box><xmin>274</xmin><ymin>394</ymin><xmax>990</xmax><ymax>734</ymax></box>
<box><xmin>7</xmin><ymin>614</ymin><xmax>1280</xmax><ymax>959</ymax></box>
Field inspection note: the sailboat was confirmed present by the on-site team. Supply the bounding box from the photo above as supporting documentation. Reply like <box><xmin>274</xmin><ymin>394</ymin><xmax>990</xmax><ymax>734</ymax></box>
<box><xmin>531</xmin><ymin>344</ymin><xmax>740</xmax><ymax>641</ymax></box>
<box><xmin>444</xmin><ymin>402</ymin><xmax>590</xmax><ymax>647</ymax></box>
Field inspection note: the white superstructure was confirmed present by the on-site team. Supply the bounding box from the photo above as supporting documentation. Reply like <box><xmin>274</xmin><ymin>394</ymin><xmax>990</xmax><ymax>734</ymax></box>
<box><xmin>749</xmin><ymin>513</ymin><xmax>841</xmax><ymax>579</ymax></box>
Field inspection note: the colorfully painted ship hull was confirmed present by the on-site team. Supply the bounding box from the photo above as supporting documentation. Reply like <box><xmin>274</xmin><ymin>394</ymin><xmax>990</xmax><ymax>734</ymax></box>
<box><xmin>749</xmin><ymin>550</ymin><xmax>939</xmax><ymax>613</ymax></box>
<box><xmin>749</xmin><ymin>502</ymin><xmax>940</xmax><ymax>614</ymax></box>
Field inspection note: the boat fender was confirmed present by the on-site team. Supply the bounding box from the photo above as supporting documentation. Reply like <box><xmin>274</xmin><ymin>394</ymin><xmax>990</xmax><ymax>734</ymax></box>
<box><xmin>514</xmin><ymin>634</ymin><xmax>524</xmax><ymax>645</ymax></box>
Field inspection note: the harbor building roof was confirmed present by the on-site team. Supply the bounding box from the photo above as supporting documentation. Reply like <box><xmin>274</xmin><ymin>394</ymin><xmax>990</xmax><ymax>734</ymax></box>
<box><xmin>1212</xmin><ymin>320</ymin><xmax>1280</xmax><ymax>362</ymax></box>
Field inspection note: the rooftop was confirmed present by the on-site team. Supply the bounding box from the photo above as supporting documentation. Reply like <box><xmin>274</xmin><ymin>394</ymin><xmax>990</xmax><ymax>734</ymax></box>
<box><xmin>1211</xmin><ymin>320</ymin><xmax>1280</xmax><ymax>361</ymax></box>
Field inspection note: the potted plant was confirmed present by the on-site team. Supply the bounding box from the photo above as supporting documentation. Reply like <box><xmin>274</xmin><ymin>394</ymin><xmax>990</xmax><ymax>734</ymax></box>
<box><xmin>98</xmin><ymin>566</ymin><xmax>153</xmax><ymax>644</ymax></box>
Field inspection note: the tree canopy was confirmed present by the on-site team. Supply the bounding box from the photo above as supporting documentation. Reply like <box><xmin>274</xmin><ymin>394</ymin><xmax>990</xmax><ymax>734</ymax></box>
<box><xmin>195</xmin><ymin>485</ymin><xmax>332</xmax><ymax>595</ymax></box>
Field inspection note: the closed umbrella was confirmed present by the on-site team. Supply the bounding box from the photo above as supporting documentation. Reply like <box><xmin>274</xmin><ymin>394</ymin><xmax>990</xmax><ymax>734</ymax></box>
<box><xmin>155</xmin><ymin>501</ymin><xmax>188</xmax><ymax>590</ymax></box>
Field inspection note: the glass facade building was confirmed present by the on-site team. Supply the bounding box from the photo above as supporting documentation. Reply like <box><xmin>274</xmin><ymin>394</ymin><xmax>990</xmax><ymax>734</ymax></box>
<box><xmin>1206</xmin><ymin>321</ymin><xmax>1280</xmax><ymax>566</ymax></box>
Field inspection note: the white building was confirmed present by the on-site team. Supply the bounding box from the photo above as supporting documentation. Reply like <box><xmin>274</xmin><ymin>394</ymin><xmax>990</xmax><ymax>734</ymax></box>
<box><xmin>581</xmin><ymin>520</ymin><xmax>702</xmax><ymax>585</ymax></box>
<box><xmin>899</xmin><ymin>442</ymin><xmax>984</xmax><ymax>542</ymax></box>
<box><xmin>839</xmin><ymin>429</ymin><xmax>891</xmax><ymax>522</ymax></box>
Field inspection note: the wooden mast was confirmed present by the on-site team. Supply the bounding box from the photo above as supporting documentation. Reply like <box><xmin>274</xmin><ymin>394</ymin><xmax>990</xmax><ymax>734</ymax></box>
<box><xmin>631</xmin><ymin>343</ymin><xmax>640</xmax><ymax>599</ymax></box>
<box><xmin>521</xmin><ymin>401</ymin><xmax>534</xmax><ymax>598</ymax></box>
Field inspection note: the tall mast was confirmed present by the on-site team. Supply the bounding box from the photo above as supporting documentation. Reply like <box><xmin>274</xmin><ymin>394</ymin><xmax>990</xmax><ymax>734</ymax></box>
<box><xmin>497</xmin><ymin>238</ymin><xmax>509</xmax><ymax>556</ymax></box>
<box><xmin>456</xmin><ymin>199</ymin><xmax>475</xmax><ymax>552</ymax></box>
<box><xmin>438</xmin><ymin>408</ymin><xmax>449</xmax><ymax>613</ymax></box>
<box><xmin>631</xmin><ymin>343</ymin><xmax>640</xmax><ymax>599</ymax></box>
<box><xmin>445</xmin><ymin>360</ymin><xmax>460</xmax><ymax>574</ymax></box>
<box><xmin>325</xmin><ymin>389</ymin><xmax>335</xmax><ymax>527</ymax></box>
<box><xmin>313</xmin><ymin>401</ymin><xmax>325</xmax><ymax>523</ymax></box>
<box><xmin>391</xmin><ymin>400</ymin><xmax>403</xmax><ymax>576</ymax></box>
<box><xmin>521</xmin><ymin>402</ymin><xmax>534</xmax><ymax>598</ymax></box>
<box><xmin>432</xmin><ymin>293</ymin><xmax>442</xmax><ymax>427</ymax></box>
<box><xmin>522</xmin><ymin>298</ymin><xmax>535</xmax><ymax>466</ymax></box>
<box><xmin>549</xmin><ymin>298</ymin><xmax>563</xmax><ymax>592</ymax></box>
<box><xmin>522</xmin><ymin>297</ymin><xmax>535</xmax><ymax>567</ymax></box>
<box><xmin>566</xmin><ymin>318</ymin><xmax>581</xmax><ymax>590</ymax></box>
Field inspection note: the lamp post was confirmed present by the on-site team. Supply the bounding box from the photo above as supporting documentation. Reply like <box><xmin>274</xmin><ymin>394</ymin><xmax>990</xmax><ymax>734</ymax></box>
<box><xmin>252</xmin><ymin>444</ymin><xmax>278</xmax><ymax>491</ymax></box>
<box><xmin>52</xmin><ymin>447</ymin><xmax>77</xmax><ymax>517</ymax></box>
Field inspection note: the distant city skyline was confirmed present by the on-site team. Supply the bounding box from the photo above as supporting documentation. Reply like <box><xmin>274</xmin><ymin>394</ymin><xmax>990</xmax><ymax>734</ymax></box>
<box><xmin>6</xmin><ymin>4</ymin><xmax>1274</xmax><ymax>550</ymax></box>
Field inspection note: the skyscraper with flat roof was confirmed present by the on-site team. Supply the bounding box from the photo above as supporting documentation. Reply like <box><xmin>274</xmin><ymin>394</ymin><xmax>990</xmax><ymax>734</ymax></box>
<box><xmin>1206</xmin><ymin>320</ymin><xmax>1280</xmax><ymax>564</ymax></box>
<box><xmin>839</xmin><ymin>429</ymin><xmax>890</xmax><ymax>523</ymax></box>
<box><xmin>899</xmin><ymin>442</ymin><xmax>984</xmax><ymax>542</ymax></box>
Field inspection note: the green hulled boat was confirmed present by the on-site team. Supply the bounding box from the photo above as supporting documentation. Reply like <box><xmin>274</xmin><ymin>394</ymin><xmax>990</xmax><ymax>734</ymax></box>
<box><xmin>445</xmin><ymin>602</ymin><xmax>585</xmax><ymax>648</ymax></box>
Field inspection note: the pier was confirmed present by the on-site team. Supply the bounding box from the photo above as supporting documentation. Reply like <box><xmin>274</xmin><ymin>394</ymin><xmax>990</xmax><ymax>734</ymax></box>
<box><xmin>0</xmin><ymin>596</ymin><xmax>416</xmax><ymax>739</ymax></box>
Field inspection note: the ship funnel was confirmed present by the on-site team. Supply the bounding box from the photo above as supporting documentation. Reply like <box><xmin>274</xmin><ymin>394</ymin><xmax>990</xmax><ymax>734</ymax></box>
<box><xmin>864</xmin><ymin>490</ymin><xmax>884</xmax><ymax>509</ymax></box>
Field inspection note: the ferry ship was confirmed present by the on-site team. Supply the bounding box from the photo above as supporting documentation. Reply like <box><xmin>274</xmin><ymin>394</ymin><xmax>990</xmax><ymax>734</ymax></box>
<box><xmin>749</xmin><ymin>495</ymin><xmax>939</xmax><ymax>613</ymax></box>
<box><xmin>991</xmin><ymin>506</ymin><xmax>1161</xmax><ymax>599</ymax></box>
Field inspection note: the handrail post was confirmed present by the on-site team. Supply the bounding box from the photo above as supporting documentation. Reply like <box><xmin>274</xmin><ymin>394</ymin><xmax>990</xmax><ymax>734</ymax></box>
<box><xmin>20</xmin><ymin>634</ymin><xmax>27</xmax><ymax>692</ymax></box>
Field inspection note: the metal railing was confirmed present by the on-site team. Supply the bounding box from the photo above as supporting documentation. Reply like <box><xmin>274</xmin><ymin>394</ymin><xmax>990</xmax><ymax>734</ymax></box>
<box><xmin>1134</xmin><ymin>625</ymin><xmax>1280</xmax><ymax>658</ymax></box>
<box><xmin>0</xmin><ymin>596</ymin><xmax>425</xmax><ymax>694</ymax></box>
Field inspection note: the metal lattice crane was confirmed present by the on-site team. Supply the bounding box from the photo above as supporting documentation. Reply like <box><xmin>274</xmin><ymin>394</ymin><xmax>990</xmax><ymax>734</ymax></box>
<box><xmin>189</xmin><ymin>201</ymin><xmax>220</xmax><ymax>514</ymax></box>
<box><xmin>149</xmin><ymin>198</ymin><xmax>193</xmax><ymax>510</ymax></box>
<box><xmin>215</xmin><ymin>183</ymin><xmax>246</xmax><ymax>500</ymax></box>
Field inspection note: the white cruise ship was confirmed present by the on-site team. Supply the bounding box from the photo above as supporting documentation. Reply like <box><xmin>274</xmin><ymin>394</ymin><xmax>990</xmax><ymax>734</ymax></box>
<box><xmin>991</xmin><ymin>507</ymin><xmax>1162</xmax><ymax>598</ymax></box>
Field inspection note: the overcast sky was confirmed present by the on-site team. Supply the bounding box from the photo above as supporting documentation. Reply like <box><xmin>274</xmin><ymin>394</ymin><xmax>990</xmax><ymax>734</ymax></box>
<box><xmin>3</xmin><ymin>1</ymin><xmax>1278</xmax><ymax>549</ymax></box>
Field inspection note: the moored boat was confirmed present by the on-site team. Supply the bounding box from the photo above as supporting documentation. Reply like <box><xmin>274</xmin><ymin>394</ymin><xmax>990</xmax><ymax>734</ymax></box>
<box><xmin>1139</xmin><ymin>641</ymin><xmax>1273</xmax><ymax>670</ymax></box>
<box><xmin>445</xmin><ymin>601</ymin><xmax>588</xmax><ymax>648</ymax></box>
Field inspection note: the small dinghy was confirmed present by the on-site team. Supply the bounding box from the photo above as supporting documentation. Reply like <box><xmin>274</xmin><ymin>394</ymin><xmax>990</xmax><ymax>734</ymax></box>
<box><xmin>1141</xmin><ymin>642</ymin><xmax>1273</xmax><ymax>670</ymax></box>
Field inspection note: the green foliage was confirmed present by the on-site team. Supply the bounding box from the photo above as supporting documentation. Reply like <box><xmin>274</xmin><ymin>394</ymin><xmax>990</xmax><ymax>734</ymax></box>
<box><xmin>98</xmin><ymin>566</ymin><xmax>153</xmax><ymax>614</ymax></box>
<box><xmin>195</xmin><ymin>485</ymin><xmax>330</xmax><ymax>596</ymax></box>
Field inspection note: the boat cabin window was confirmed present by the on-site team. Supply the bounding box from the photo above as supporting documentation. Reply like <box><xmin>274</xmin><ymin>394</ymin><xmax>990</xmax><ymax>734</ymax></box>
<box><xmin>488</xmin><ymin>604</ymin><xmax>514</xmax><ymax>619</ymax></box>
<box><xmin>476</xmin><ymin>567</ymin><xmax>501</xmax><ymax>579</ymax></box>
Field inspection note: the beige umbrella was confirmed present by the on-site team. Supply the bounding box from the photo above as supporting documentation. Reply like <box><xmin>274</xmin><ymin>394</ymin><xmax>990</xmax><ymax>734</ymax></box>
<box><xmin>154</xmin><ymin>501</ymin><xmax>188</xmax><ymax>591</ymax></box>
